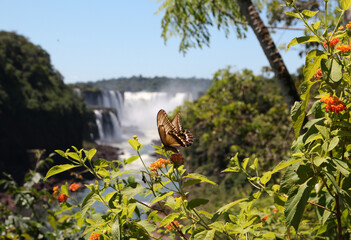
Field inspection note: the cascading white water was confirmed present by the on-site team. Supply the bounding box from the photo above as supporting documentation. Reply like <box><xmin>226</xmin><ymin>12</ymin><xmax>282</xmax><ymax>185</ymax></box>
<box><xmin>94</xmin><ymin>109</ymin><xmax>105</xmax><ymax>140</ymax></box>
<box><xmin>122</xmin><ymin>92</ymin><xmax>193</xmax><ymax>131</ymax></box>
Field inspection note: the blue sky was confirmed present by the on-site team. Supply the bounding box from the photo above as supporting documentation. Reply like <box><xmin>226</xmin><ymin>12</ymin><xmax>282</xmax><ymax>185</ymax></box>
<box><xmin>0</xmin><ymin>0</ymin><xmax>305</xmax><ymax>83</ymax></box>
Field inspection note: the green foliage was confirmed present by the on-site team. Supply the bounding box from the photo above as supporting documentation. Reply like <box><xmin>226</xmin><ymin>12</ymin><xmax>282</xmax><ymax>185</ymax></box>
<box><xmin>0</xmin><ymin>31</ymin><xmax>87</xmax><ymax>182</ymax></box>
<box><xmin>157</xmin><ymin>0</ymin><xmax>247</xmax><ymax>53</ymax></box>
<box><xmin>0</xmin><ymin>156</ymin><xmax>83</xmax><ymax>240</ymax></box>
<box><xmin>72</xmin><ymin>75</ymin><xmax>211</xmax><ymax>93</ymax></box>
<box><xmin>177</xmin><ymin>68</ymin><xmax>294</xmax><ymax>180</ymax></box>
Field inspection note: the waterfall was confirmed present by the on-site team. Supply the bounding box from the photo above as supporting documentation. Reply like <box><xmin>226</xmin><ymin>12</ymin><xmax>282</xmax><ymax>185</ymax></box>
<box><xmin>122</xmin><ymin>92</ymin><xmax>193</xmax><ymax>131</ymax></box>
<box><xmin>85</xmin><ymin>90</ymin><xmax>195</xmax><ymax>143</ymax></box>
<box><xmin>85</xmin><ymin>90</ymin><xmax>124</xmax><ymax>142</ymax></box>
<box><xmin>94</xmin><ymin>109</ymin><xmax>105</xmax><ymax>140</ymax></box>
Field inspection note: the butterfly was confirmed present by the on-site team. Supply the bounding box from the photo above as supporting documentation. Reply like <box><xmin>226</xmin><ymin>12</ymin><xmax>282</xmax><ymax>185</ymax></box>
<box><xmin>157</xmin><ymin>109</ymin><xmax>193</xmax><ymax>153</ymax></box>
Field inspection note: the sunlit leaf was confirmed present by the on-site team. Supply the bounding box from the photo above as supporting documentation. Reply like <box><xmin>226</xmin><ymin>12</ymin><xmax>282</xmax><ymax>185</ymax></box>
<box><xmin>287</xmin><ymin>35</ymin><xmax>320</xmax><ymax>52</ymax></box>
<box><xmin>185</xmin><ymin>173</ymin><xmax>217</xmax><ymax>185</ymax></box>
<box><xmin>341</xmin><ymin>0</ymin><xmax>351</xmax><ymax>10</ymax></box>
<box><xmin>44</xmin><ymin>164</ymin><xmax>79</xmax><ymax>180</ymax></box>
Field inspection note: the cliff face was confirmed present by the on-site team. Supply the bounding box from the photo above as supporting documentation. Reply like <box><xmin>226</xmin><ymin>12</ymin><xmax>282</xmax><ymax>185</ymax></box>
<box><xmin>0</xmin><ymin>31</ymin><xmax>87</xmax><ymax>183</ymax></box>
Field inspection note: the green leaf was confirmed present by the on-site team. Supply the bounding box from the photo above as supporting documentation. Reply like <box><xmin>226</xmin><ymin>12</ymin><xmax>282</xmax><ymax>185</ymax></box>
<box><xmin>273</xmin><ymin>158</ymin><xmax>304</xmax><ymax>174</ymax></box>
<box><xmin>87</xmin><ymin>148</ymin><xmax>97</xmax><ymax>160</ymax></box>
<box><xmin>136</xmin><ymin>220</ymin><xmax>157</xmax><ymax>235</ymax></box>
<box><xmin>303</xmin><ymin>49</ymin><xmax>327</xmax><ymax>82</ymax></box>
<box><xmin>321</xmin><ymin>59</ymin><xmax>343</xmax><ymax>83</ymax></box>
<box><xmin>47</xmin><ymin>214</ymin><xmax>57</xmax><ymax>231</ymax></box>
<box><xmin>61</xmin><ymin>183</ymin><xmax>68</xmax><ymax>195</ymax></box>
<box><xmin>94</xmin><ymin>158</ymin><xmax>110</xmax><ymax>168</ymax></box>
<box><xmin>285</xmin><ymin>11</ymin><xmax>302</xmax><ymax>20</ymax></box>
<box><xmin>341</xmin><ymin>0</ymin><xmax>351</xmax><ymax>10</ymax></box>
<box><xmin>332</xmin><ymin>159</ymin><xmax>349</xmax><ymax>177</ymax></box>
<box><xmin>260</xmin><ymin>171</ymin><xmax>272</xmax><ymax>185</ymax></box>
<box><xmin>285</xmin><ymin>178</ymin><xmax>315</xmax><ymax>231</ymax></box>
<box><xmin>194</xmin><ymin>229</ymin><xmax>216</xmax><ymax>240</ymax></box>
<box><xmin>287</xmin><ymin>35</ymin><xmax>320</xmax><ymax>52</ymax></box>
<box><xmin>314</xmin><ymin>156</ymin><xmax>327</xmax><ymax>167</ymax></box>
<box><xmin>242</xmin><ymin>158</ymin><xmax>249</xmax><ymax>170</ymax></box>
<box><xmin>291</xmin><ymin>101</ymin><xmax>306</xmax><ymax>138</ymax></box>
<box><xmin>185</xmin><ymin>173</ymin><xmax>217</xmax><ymax>185</ymax></box>
<box><xmin>183</xmin><ymin>179</ymin><xmax>201</xmax><ymax>188</ymax></box>
<box><xmin>212</xmin><ymin>198</ymin><xmax>248</xmax><ymax>221</ymax></box>
<box><xmin>20</xmin><ymin>234</ymin><xmax>33</xmax><ymax>240</ymax></box>
<box><xmin>302</xmin><ymin>10</ymin><xmax>318</xmax><ymax>19</ymax></box>
<box><xmin>66</xmin><ymin>152</ymin><xmax>81</xmax><ymax>162</ymax></box>
<box><xmin>328</xmin><ymin>136</ymin><xmax>339</xmax><ymax>151</ymax></box>
<box><xmin>124</xmin><ymin>156</ymin><xmax>139</xmax><ymax>164</ymax></box>
<box><xmin>55</xmin><ymin>150</ymin><xmax>66</xmax><ymax>158</ymax></box>
<box><xmin>150</xmin><ymin>191</ymin><xmax>174</xmax><ymax>205</ymax></box>
<box><xmin>315</xmin><ymin>125</ymin><xmax>329</xmax><ymax>140</ymax></box>
<box><xmin>187</xmin><ymin>198</ymin><xmax>209</xmax><ymax>209</ymax></box>
<box><xmin>111</xmin><ymin>216</ymin><xmax>121</xmax><ymax>240</ymax></box>
<box><xmin>81</xmin><ymin>192</ymin><xmax>97</xmax><ymax>217</ymax></box>
<box><xmin>121</xmin><ymin>183</ymin><xmax>144</xmax><ymax>199</ymax></box>
<box><xmin>159</xmin><ymin>212</ymin><xmax>181</xmax><ymax>227</ymax></box>
<box><xmin>128</xmin><ymin>139</ymin><xmax>143</xmax><ymax>151</ymax></box>
<box><xmin>44</xmin><ymin>164</ymin><xmax>79</xmax><ymax>180</ymax></box>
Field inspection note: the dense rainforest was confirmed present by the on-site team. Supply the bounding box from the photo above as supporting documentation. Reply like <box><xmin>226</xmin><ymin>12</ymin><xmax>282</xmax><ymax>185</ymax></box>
<box><xmin>176</xmin><ymin>68</ymin><xmax>297</xmax><ymax>197</ymax></box>
<box><xmin>0</xmin><ymin>31</ymin><xmax>87</xmax><ymax>182</ymax></box>
<box><xmin>72</xmin><ymin>75</ymin><xmax>211</xmax><ymax>93</ymax></box>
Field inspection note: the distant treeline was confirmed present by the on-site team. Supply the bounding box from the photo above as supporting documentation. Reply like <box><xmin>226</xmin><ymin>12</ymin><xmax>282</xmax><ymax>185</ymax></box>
<box><xmin>71</xmin><ymin>76</ymin><xmax>212</xmax><ymax>92</ymax></box>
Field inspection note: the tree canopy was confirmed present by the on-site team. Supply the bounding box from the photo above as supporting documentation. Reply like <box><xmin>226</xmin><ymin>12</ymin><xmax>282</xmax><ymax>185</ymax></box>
<box><xmin>0</xmin><ymin>31</ymin><xmax>86</xmax><ymax>182</ymax></box>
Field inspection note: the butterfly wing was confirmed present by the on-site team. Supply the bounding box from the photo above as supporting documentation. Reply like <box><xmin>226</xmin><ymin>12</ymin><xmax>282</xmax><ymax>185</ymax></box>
<box><xmin>171</xmin><ymin>112</ymin><xmax>182</xmax><ymax>132</ymax></box>
<box><xmin>157</xmin><ymin>109</ymin><xmax>193</xmax><ymax>152</ymax></box>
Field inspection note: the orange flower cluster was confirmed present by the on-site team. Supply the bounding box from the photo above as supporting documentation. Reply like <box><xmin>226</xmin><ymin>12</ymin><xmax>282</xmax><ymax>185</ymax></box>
<box><xmin>166</xmin><ymin>220</ymin><xmax>180</xmax><ymax>231</ymax></box>
<box><xmin>312</xmin><ymin>68</ymin><xmax>322</xmax><ymax>80</ymax></box>
<box><xmin>261</xmin><ymin>216</ymin><xmax>269</xmax><ymax>221</ymax></box>
<box><xmin>336</xmin><ymin>44</ymin><xmax>351</xmax><ymax>53</ymax></box>
<box><xmin>69</xmin><ymin>183</ymin><xmax>80</xmax><ymax>191</ymax></box>
<box><xmin>57</xmin><ymin>193</ymin><xmax>68</xmax><ymax>203</ymax></box>
<box><xmin>150</xmin><ymin>158</ymin><xmax>170</xmax><ymax>170</ymax></box>
<box><xmin>320</xmin><ymin>96</ymin><xmax>347</xmax><ymax>113</ymax></box>
<box><xmin>338</xmin><ymin>25</ymin><xmax>344</xmax><ymax>31</ymax></box>
<box><xmin>88</xmin><ymin>232</ymin><xmax>101</xmax><ymax>240</ymax></box>
<box><xmin>53</xmin><ymin>185</ymin><xmax>59</xmax><ymax>197</ymax></box>
<box><xmin>323</xmin><ymin>38</ymin><xmax>340</xmax><ymax>48</ymax></box>
<box><xmin>272</xmin><ymin>208</ymin><xmax>279</xmax><ymax>214</ymax></box>
<box><xmin>347</xmin><ymin>21</ymin><xmax>351</xmax><ymax>29</ymax></box>
<box><xmin>170</xmin><ymin>154</ymin><xmax>185</xmax><ymax>166</ymax></box>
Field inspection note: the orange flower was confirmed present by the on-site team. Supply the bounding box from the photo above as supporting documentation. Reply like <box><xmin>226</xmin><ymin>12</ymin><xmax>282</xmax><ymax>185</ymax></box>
<box><xmin>312</xmin><ymin>68</ymin><xmax>322</xmax><ymax>80</ymax></box>
<box><xmin>338</xmin><ymin>25</ymin><xmax>344</xmax><ymax>31</ymax></box>
<box><xmin>347</xmin><ymin>22</ymin><xmax>351</xmax><ymax>29</ymax></box>
<box><xmin>323</xmin><ymin>38</ymin><xmax>340</xmax><ymax>48</ymax></box>
<box><xmin>320</xmin><ymin>96</ymin><xmax>346</xmax><ymax>113</ymax></box>
<box><xmin>69</xmin><ymin>183</ymin><xmax>80</xmax><ymax>191</ymax></box>
<box><xmin>170</xmin><ymin>154</ymin><xmax>184</xmax><ymax>166</ymax></box>
<box><xmin>88</xmin><ymin>233</ymin><xmax>101</xmax><ymax>240</ymax></box>
<box><xmin>336</xmin><ymin>44</ymin><xmax>351</xmax><ymax>53</ymax></box>
<box><xmin>262</xmin><ymin>216</ymin><xmax>269</xmax><ymax>221</ymax></box>
<box><xmin>272</xmin><ymin>208</ymin><xmax>279</xmax><ymax>214</ymax></box>
<box><xmin>150</xmin><ymin>158</ymin><xmax>170</xmax><ymax>170</ymax></box>
<box><xmin>166</xmin><ymin>220</ymin><xmax>180</xmax><ymax>231</ymax></box>
<box><xmin>53</xmin><ymin>185</ymin><xmax>59</xmax><ymax>193</ymax></box>
<box><xmin>57</xmin><ymin>193</ymin><xmax>68</xmax><ymax>203</ymax></box>
<box><xmin>53</xmin><ymin>185</ymin><xmax>59</xmax><ymax>197</ymax></box>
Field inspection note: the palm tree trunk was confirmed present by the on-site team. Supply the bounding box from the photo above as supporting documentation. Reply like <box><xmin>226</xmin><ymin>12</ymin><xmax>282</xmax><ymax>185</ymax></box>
<box><xmin>236</xmin><ymin>0</ymin><xmax>301</xmax><ymax>109</ymax></box>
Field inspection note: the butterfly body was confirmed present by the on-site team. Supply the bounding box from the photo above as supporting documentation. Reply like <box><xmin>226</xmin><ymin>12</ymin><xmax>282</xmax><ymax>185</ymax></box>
<box><xmin>157</xmin><ymin>109</ymin><xmax>193</xmax><ymax>153</ymax></box>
